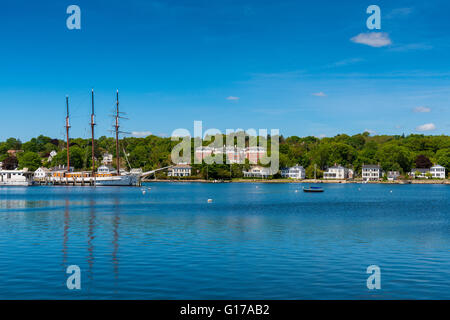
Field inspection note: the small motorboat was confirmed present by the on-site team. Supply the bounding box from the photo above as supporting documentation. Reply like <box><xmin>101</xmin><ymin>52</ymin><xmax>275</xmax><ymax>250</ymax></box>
<box><xmin>303</xmin><ymin>186</ymin><xmax>324</xmax><ymax>193</ymax></box>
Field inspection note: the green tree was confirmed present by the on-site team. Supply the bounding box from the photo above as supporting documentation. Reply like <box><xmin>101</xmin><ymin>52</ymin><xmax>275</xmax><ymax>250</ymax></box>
<box><xmin>18</xmin><ymin>152</ymin><xmax>42</xmax><ymax>171</ymax></box>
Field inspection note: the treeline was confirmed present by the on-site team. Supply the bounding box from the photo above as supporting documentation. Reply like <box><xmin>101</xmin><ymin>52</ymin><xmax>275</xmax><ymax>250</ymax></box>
<box><xmin>0</xmin><ymin>132</ymin><xmax>449</xmax><ymax>179</ymax></box>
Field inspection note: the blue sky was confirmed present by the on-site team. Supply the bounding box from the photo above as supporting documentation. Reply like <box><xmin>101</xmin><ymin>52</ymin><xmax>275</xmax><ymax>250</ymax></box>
<box><xmin>0</xmin><ymin>0</ymin><xmax>449</xmax><ymax>141</ymax></box>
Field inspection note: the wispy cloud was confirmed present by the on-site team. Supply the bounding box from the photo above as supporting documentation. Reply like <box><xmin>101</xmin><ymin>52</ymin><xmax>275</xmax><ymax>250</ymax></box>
<box><xmin>351</xmin><ymin>32</ymin><xmax>392</xmax><ymax>48</ymax></box>
<box><xmin>226</xmin><ymin>96</ymin><xmax>240</xmax><ymax>101</ymax></box>
<box><xmin>325</xmin><ymin>58</ymin><xmax>364</xmax><ymax>68</ymax></box>
<box><xmin>416</xmin><ymin>123</ymin><xmax>436</xmax><ymax>131</ymax></box>
<box><xmin>386</xmin><ymin>7</ymin><xmax>413</xmax><ymax>19</ymax></box>
<box><xmin>132</xmin><ymin>131</ymin><xmax>152</xmax><ymax>138</ymax></box>
<box><xmin>413</xmin><ymin>106</ymin><xmax>431</xmax><ymax>113</ymax></box>
<box><xmin>312</xmin><ymin>92</ymin><xmax>326</xmax><ymax>97</ymax></box>
<box><xmin>390</xmin><ymin>43</ymin><xmax>433</xmax><ymax>52</ymax></box>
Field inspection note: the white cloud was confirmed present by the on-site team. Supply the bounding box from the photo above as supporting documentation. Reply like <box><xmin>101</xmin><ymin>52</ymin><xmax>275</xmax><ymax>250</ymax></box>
<box><xmin>131</xmin><ymin>131</ymin><xmax>152</xmax><ymax>138</ymax></box>
<box><xmin>416</xmin><ymin>123</ymin><xmax>436</xmax><ymax>131</ymax></box>
<box><xmin>413</xmin><ymin>106</ymin><xmax>431</xmax><ymax>113</ymax></box>
<box><xmin>390</xmin><ymin>43</ymin><xmax>433</xmax><ymax>52</ymax></box>
<box><xmin>351</xmin><ymin>32</ymin><xmax>392</xmax><ymax>48</ymax></box>
<box><xmin>226</xmin><ymin>96</ymin><xmax>240</xmax><ymax>101</ymax></box>
<box><xmin>386</xmin><ymin>7</ymin><xmax>413</xmax><ymax>19</ymax></box>
<box><xmin>312</xmin><ymin>92</ymin><xmax>326</xmax><ymax>97</ymax></box>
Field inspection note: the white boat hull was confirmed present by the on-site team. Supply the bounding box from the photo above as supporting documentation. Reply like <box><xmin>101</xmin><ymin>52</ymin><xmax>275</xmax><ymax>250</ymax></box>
<box><xmin>0</xmin><ymin>181</ymin><xmax>33</xmax><ymax>186</ymax></box>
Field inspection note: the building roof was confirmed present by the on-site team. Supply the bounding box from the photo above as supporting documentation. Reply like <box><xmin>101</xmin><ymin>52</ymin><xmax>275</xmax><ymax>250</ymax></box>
<box><xmin>170</xmin><ymin>164</ymin><xmax>192</xmax><ymax>169</ymax></box>
<box><xmin>431</xmin><ymin>164</ymin><xmax>445</xmax><ymax>169</ymax></box>
<box><xmin>362</xmin><ymin>164</ymin><xmax>381</xmax><ymax>169</ymax></box>
<box><xmin>411</xmin><ymin>168</ymin><xmax>430</xmax><ymax>173</ymax></box>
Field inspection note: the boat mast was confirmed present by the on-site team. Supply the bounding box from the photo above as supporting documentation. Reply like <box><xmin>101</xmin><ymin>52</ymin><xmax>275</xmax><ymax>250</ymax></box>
<box><xmin>115</xmin><ymin>90</ymin><xmax>120</xmax><ymax>175</ymax></box>
<box><xmin>90</xmin><ymin>89</ymin><xmax>96</xmax><ymax>177</ymax></box>
<box><xmin>65</xmin><ymin>96</ymin><xmax>71</xmax><ymax>172</ymax></box>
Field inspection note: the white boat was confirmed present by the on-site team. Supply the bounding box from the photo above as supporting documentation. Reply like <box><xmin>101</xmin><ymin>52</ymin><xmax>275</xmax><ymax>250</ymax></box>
<box><xmin>95</xmin><ymin>173</ymin><xmax>139</xmax><ymax>186</ymax></box>
<box><xmin>0</xmin><ymin>170</ymin><xmax>34</xmax><ymax>186</ymax></box>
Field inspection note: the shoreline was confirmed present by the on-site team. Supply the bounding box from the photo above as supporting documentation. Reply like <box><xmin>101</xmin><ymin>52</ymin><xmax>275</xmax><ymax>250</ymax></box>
<box><xmin>145</xmin><ymin>179</ymin><xmax>450</xmax><ymax>185</ymax></box>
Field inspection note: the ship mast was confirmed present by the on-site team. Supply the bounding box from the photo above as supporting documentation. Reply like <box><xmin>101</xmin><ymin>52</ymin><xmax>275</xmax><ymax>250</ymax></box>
<box><xmin>65</xmin><ymin>96</ymin><xmax>71</xmax><ymax>172</ymax></box>
<box><xmin>90</xmin><ymin>89</ymin><xmax>96</xmax><ymax>177</ymax></box>
<box><xmin>115</xmin><ymin>90</ymin><xmax>120</xmax><ymax>175</ymax></box>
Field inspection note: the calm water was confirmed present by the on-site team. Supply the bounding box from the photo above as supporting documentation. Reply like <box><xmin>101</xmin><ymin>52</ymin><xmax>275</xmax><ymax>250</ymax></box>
<box><xmin>0</xmin><ymin>183</ymin><xmax>449</xmax><ymax>299</ymax></box>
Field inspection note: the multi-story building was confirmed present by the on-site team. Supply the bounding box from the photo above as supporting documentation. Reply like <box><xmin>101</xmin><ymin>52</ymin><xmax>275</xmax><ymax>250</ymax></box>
<box><xmin>362</xmin><ymin>164</ymin><xmax>382</xmax><ymax>181</ymax></box>
<box><xmin>195</xmin><ymin>145</ymin><xmax>266</xmax><ymax>164</ymax></box>
<box><xmin>168</xmin><ymin>164</ymin><xmax>192</xmax><ymax>177</ymax></box>
<box><xmin>195</xmin><ymin>146</ymin><xmax>214</xmax><ymax>162</ymax></box>
<box><xmin>430</xmin><ymin>165</ymin><xmax>446</xmax><ymax>179</ymax></box>
<box><xmin>243</xmin><ymin>166</ymin><xmax>272</xmax><ymax>178</ymax></box>
<box><xmin>281</xmin><ymin>164</ymin><xmax>305</xmax><ymax>179</ymax></box>
<box><xmin>34</xmin><ymin>167</ymin><xmax>51</xmax><ymax>179</ymax></box>
<box><xmin>409</xmin><ymin>168</ymin><xmax>430</xmax><ymax>179</ymax></box>
<box><xmin>323</xmin><ymin>165</ymin><xmax>350</xmax><ymax>180</ymax></box>
<box><xmin>244</xmin><ymin>146</ymin><xmax>266</xmax><ymax>164</ymax></box>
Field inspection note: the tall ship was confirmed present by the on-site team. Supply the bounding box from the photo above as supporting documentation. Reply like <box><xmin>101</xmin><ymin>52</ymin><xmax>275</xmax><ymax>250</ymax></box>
<box><xmin>63</xmin><ymin>90</ymin><xmax>141</xmax><ymax>186</ymax></box>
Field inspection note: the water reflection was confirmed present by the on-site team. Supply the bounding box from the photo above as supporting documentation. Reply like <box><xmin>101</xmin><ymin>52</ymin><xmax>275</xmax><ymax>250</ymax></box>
<box><xmin>62</xmin><ymin>199</ymin><xmax>69</xmax><ymax>267</ymax></box>
<box><xmin>87</xmin><ymin>198</ymin><xmax>96</xmax><ymax>289</ymax></box>
<box><xmin>112</xmin><ymin>198</ymin><xmax>120</xmax><ymax>286</ymax></box>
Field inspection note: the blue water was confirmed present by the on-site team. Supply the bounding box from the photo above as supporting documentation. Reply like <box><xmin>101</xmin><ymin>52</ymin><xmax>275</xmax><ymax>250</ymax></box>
<box><xmin>0</xmin><ymin>183</ymin><xmax>449</xmax><ymax>299</ymax></box>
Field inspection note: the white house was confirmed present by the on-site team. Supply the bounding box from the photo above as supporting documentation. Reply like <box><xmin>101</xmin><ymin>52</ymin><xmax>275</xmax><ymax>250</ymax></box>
<box><xmin>410</xmin><ymin>168</ymin><xmax>430</xmax><ymax>179</ymax></box>
<box><xmin>323</xmin><ymin>165</ymin><xmax>350</xmax><ymax>180</ymax></box>
<box><xmin>362</xmin><ymin>164</ymin><xmax>382</xmax><ymax>181</ymax></box>
<box><xmin>430</xmin><ymin>165</ymin><xmax>446</xmax><ymax>179</ymax></box>
<box><xmin>243</xmin><ymin>165</ymin><xmax>272</xmax><ymax>178</ymax></box>
<box><xmin>168</xmin><ymin>164</ymin><xmax>192</xmax><ymax>177</ymax></box>
<box><xmin>34</xmin><ymin>167</ymin><xmax>51</xmax><ymax>179</ymax></box>
<box><xmin>281</xmin><ymin>164</ymin><xmax>305</xmax><ymax>179</ymax></box>
<box><xmin>387</xmin><ymin>171</ymin><xmax>400</xmax><ymax>181</ymax></box>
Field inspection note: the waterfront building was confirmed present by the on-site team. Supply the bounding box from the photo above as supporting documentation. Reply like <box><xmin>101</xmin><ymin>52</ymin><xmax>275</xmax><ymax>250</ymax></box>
<box><xmin>362</xmin><ymin>164</ymin><xmax>382</xmax><ymax>181</ymax></box>
<box><xmin>50</xmin><ymin>165</ymin><xmax>74</xmax><ymax>178</ymax></box>
<box><xmin>323</xmin><ymin>164</ymin><xmax>350</xmax><ymax>180</ymax></box>
<box><xmin>387</xmin><ymin>171</ymin><xmax>400</xmax><ymax>181</ymax></box>
<box><xmin>0</xmin><ymin>169</ymin><xmax>34</xmax><ymax>186</ymax></box>
<box><xmin>410</xmin><ymin>168</ymin><xmax>430</xmax><ymax>179</ymax></box>
<box><xmin>168</xmin><ymin>164</ymin><xmax>192</xmax><ymax>177</ymax></box>
<box><xmin>243</xmin><ymin>165</ymin><xmax>272</xmax><ymax>178</ymax></box>
<box><xmin>34</xmin><ymin>167</ymin><xmax>51</xmax><ymax>179</ymax></box>
<box><xmin>281</xmin><ymin>164</ymin><xmax>305</xmax><ymax>179</ymax></box>
<box><xmin>430</xmin><ymin>165</ymin><xmax>446</xmax><ymax>179</ymax></box>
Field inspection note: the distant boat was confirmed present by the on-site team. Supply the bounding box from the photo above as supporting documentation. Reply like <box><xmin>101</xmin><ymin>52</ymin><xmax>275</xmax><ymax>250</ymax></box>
<box><xmin>303</xmin><ymin>186</ymin><xmax>324</xmax><ymax>193</ymax></box>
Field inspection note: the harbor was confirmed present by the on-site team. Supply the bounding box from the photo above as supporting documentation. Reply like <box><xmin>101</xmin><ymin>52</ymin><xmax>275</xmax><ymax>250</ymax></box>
<box><xmin>1</xmin><ymin>182</ymin><xmax>449</xmax><ymax>299</ymax></box>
